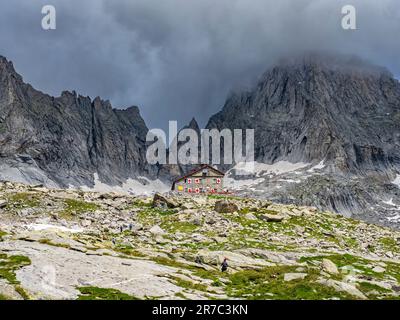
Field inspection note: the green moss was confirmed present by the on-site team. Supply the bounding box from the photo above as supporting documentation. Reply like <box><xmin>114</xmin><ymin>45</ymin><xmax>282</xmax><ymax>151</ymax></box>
<box><xmin>379</xmin><ymin>237</ymin><xmax>397</xmax><ymax>250</ymax></box>
<box><xmin>60</xmin><ymin>199</ymin><xmax>99</xmax><ymax>218</ymax></box>
<box><xmin>15</xmin><ymin>285</ymin><xmax>30</xmax><ymax>300</ymax></box>
<box><xmin>0</xmin><ymin>253</ymin><xmax>31</xmax><ymax>284</ymax></box>
<box><xmin>7</xmin><ymin>192</ymin><xmax>40</xmax><ymax>209</ymax></box>
<box><xmin>357</xmin><ymin>282</ymin><xmax>391</xmax><ymax>294</ymax></box>
<box><xmin>300</xmin><ymin>254</ymin><xmax>380</xmax><ymax>278</ymax></box>
<box><xmin>226</xmin><ymin>266</ymin><xmax>355</xmax><ymax>300</ymax></box>
<box><xmin>114</xmin><ymin>245</ymin><xmax>146</xmax><ymax>258</ymax></box>
<box><xmin>152</xmin><ymin>256</ymin><xmax>226</xmax><ymax>284</ymax></box>
<box><xmin>171</xmin><ymin>276</ymin><xmax>209</xmax><ymax>292</ymax></box>
<box><xmin>77</xmin><ymin>286</ymin><xmax>139</xmax><ymax>300</ymax></box>
<box><xmin>131</xmin><ymin>199</ymin><xmax>152</xmax><ymax>208</ymax></box>
<box><xmin>175</xmin><ymin>292</ymin><xmax>187</xmax><ymax>299</ymax></box>
<box><xmin>0</xmin><ymin>294</ymin><xmax>10</xmax><ymax>300</ymax></box>
<box><xmin>161</xmin><ymin>220</ymin><xmax>198</xmax><ymax>233</ymax></box>
<box><xmin>258</xmin><ymin>209</ymin><xmax>280</xmax><ymax>216</ymax></box>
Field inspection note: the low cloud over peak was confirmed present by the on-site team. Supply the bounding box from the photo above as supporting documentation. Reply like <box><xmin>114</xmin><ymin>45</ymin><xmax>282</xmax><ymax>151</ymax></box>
<box><xmin>1</xmin><ymin>0</ymin><xmax>400</xmax><ymax>131</ymax></box>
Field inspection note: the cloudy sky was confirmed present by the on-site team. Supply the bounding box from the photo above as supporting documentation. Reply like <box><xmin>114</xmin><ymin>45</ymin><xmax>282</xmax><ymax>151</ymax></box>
<box><xmin>1</xmin><ymin>0</ymin><xmax>400</xmax><ymax>131</ymax></box>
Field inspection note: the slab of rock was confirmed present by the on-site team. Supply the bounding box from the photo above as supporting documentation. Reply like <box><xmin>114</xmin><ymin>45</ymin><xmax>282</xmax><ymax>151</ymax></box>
<box><xmin>149</xmin><ymin>225</ymin><xmax>165</xmax><ymax>236</ymax></box>
<box><xmin>284</xmin><ymin>273</ymin><xmax>307</xmax><ymax>282</ymax></box>
<box><xmin>214</xmin><ymin>200</ymin><xmax>238</xmax><ymax>213</ymax></box>
<box><xmin>372</xmin><ymin>266</ymin><xmax>386</xmax><ymax>273</ymax></box>
<box><xmin>322</xmin><ymin>259</ymin><xmax>339</xmax><ymax>275</ymax></box>
<box><xmin>244</xmin><ymin>213</ymin><xmax>257</xmax><ymax>220</ymax></box>
<box><xmin>0</xmin><ymin>240</ymin><xmax>185</xmax><ymax>300</ymax></box>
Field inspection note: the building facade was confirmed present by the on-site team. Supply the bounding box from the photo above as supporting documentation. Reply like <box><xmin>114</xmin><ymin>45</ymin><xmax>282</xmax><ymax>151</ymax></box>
<box><xmin>171</xmin><ymin>165</ymin><xmax>225</xmax><ymax>193</ymax></box>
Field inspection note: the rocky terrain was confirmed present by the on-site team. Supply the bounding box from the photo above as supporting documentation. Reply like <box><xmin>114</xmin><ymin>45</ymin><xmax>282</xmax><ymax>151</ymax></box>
<box><xmin>207</xmin><ymin>53</ymin><xmax>400</xmax><ymax>227</ymax></box>
<box><xmin>1</xmin><ymin>181</ymin><xmax>400</xmax><ymax>300</ymax></box>
<box><xmin>0</xmin><ymin>56</ymin><xmax>157</xmax><ymax>188</ymax></box>
<box><xmin>1</xmin><ymin>52</ymin><xmax>400</xmax><ymax>232</ymax></box>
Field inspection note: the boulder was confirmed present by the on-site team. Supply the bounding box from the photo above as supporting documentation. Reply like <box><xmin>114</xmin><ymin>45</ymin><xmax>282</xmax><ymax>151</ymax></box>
<box><xmin>244</xmin><ymin>213</ymin><xmax>257</xmax><ymax>220</ymax></box>
<box><xmin>317</xmin><ymin>279</ymin><xmax>367</xmax><ymax>299</ymax></box>
<box><xmin>372</xmin><ymin>266</ymin><xmax>386</xmax><ymax>273</ymax></box>
<box><xmin>0</xmin><ymin>200</ymin><xmax>8</xmax><ymax>209</ymax></box>
<box><xmin>284</xmin><ymin>273</ymin><xmax>307</xmax><ymax>282</ymax></box>
<box><xmin>149</xmin><ymin>225</ymin><xmax>165</xmax><ymax>236</ymax></box>
<box><xmin>214</xmin><ymin>200</ymin><xmax>238</xmax><ymax>213</ymax></box>
<box><xmin>152</xmin><ymin>193</ymin><xmax>179</xmax><ymax>209</ymax></box>
<box><xmin>259</xmin><ymin>214</ymin><xmax>285</xmax><ymax>222</ymax></box>
<box><xmin>322</xmin><ymin>259</ymin><xmax>339</xmax><ymax>275</ymax></box>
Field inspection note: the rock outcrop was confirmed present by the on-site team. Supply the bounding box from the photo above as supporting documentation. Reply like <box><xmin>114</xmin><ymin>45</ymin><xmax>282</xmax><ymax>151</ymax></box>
<box><xmin>206</xmin><ymin>53</ymin><xmax>400</xmax><ymax>172</ymax></box>
<box><xmin>1</xmin><ymin>182</ymin><xmax>400</xmax><ymax>300</ymax></box>
<box><xmin>0</xmin><ymin>56</ymin><xmax>153</xmax><ymax>188</ymax></box>
<box><xmin>206</xmin><ymin>53</ymin><xmax>400</xmax><ymax>225</ymax></box>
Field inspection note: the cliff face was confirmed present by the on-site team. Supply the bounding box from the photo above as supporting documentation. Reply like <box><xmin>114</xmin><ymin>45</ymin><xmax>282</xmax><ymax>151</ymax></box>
<box><xmin>206</xmin><ymin>54</ymin><xmax>400</xmax><ymax>173</ymax></box>
<box><xmin>205</xmin><ymin>54</ymin><xmax>400</xmax><ymax>226</ymax></box>
<box><xmin>1</xmin><ymin>53</ymin><xmax>400</xmax><ymax>227</ymax></box>
<box><xmin>0</xmin><ymin>56</ymin><xmax>151</xmax><ymax>187</ymax></box>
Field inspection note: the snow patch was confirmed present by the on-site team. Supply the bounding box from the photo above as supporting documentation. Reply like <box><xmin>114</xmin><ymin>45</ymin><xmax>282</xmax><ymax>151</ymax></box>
<box><xmin>387</xmin><ymin>214</ymin><xmax>400</xmax><ymax>222</ymax></box>
<box><xmin>27</xmin><ymin>223</ymin><xmax>83</xmax><ymax>233</ymax></box>
<box><xmin>224</xmin><ymin>177</ymin><xmax>265</xmax><ymax>189</ymax></box>
<box><xmin>0</xmin><ymin>163</ymin><xmax>58</xmax><ymax>188</ymax></box>
<box><xmin>393</xmin><ymin>175</ymin><xmax>400</xmax><ymax>188</ymax></box>
<box><xmin>277</xmin><ymin>179</ymin><xmax>301</xmax><ymax>184</ymax></box>
<box><xmin>81</xmin><ymin>173</ymin><xmax>169</xmax><ymax>196</ymax></box>
<box><xmin>307</xmin><ymin>160</ymin><xmax>326</xmax><ymax>173</ymax></box>
<box><xmin>230</xmin><ymin>161</ymin><xmax>311</xmax><ymax>177</ymax></box>
<box><xmin>383</xmin><ymin>198</ymin><xmax>396</xmax><ymax>207</ymax></box>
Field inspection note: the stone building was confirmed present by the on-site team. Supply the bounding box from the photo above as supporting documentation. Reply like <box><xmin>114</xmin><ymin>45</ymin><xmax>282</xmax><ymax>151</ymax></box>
<box><xmin>171</xmin><ymin>164</ymin><xmax>225</xmax><ymax>193</ymax></box>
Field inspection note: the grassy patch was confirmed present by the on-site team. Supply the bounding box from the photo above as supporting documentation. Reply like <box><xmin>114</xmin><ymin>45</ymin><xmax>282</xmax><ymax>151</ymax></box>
<box><xmin>357</xmin><ymin>282</ymin><xmax>391</xmax><ymax>295</ymax></box>
<box><xmin>15</xmin><ymin>285</ymin><xmax>30</xmax><ymax>300</ymax></box>
<box><xmin>226</xmin><ymin>266</ymin><xmax>354</xmax><ymax>300</ymax></box>
<box><xmin>299</xmin><ymin>254</ymin><xmax>381</xmax><ymax>278</ymax></box>
<box><xmin>38</xmin><ymin>239</ymin><xmax>71</xmax><ymax>249</ymax></box>
<box><xmin>379</xmin><ymin>237</ymin><xmax>397</xmax><ymax>251</ymax></box>
<box><xmin>0</xmin><ymin>230</ymin><xmax>7</xmax><ymax>241</ymax></box>
<box><xmin>0</xmin><ymin>253</ymin><xmax>31</xmax><ymax>284</ymax></box>
<box><xmin>60</xmin><ymin>199</ymin><xmax>99</xmax><ymax>218</ymax></box>
<box><xmin>114</xmin><ymin>245</ymin><xmax>146</xmax><ymax>258</ymax></box>
<box><xmin>6</xmin><ymin>192</ymin><xmax>40</xmax><ymax>209</ymax></box>
<box><xmin>77</xmin><ymin>286</ymin><xmax>139</xmax><ymax>300</ymax></box>
<box><xmin>152</xmin><ymin>256</ymin><xmax>226</xmax><ymax>283</ymax></box>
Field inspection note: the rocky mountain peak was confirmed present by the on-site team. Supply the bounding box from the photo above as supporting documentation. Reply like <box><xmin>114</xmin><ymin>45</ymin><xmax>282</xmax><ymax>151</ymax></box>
<box><xmin>207</xmin><ymin>53</ymin><xmax>400</xmax><ymax>172</ymax></box>
<box><xmin>0</xmin><ymin>56</ymin><xmax>153</xmax><ymax>188</ymax></box>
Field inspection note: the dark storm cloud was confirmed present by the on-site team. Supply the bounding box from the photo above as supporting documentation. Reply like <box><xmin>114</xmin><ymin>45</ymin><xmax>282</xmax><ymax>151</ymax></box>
<box><xmin>0</xmin><ymin>0</ymin><xmax>399</xmax><ymax>131</ymax></box>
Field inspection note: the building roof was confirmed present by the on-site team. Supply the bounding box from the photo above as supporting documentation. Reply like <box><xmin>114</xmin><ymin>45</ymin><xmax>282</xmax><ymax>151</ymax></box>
<box><xmin>172</xmin><ymin>164</ymin><xmax>225</xmax><ymax>185</ymax></box>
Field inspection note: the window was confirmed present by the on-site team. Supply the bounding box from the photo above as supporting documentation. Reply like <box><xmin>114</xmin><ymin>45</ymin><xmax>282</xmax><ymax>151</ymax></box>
<box><xmin>187</xmin><ymin>178</ymin><xmax>192</xmax><ymax>184</ymax></box>
<box><xmin>216</xmin><ymin>178</ymin><xmax>221</xmax><ymax>184</ymax></box>
<box><xmin>202</xmin><ymin>169</ymin><xmax>208</xmax><ymax>177</ymax></box>
<box><xmin>194</xmin><ymin>178</ymin><xmax>200</xmax><ymax>184</ymax></box>
<box><xmin>188</xmin><ymin>188</ymin><xmax>192</xmax><ymax>193</ymax></box>
<box><xmin>195</xmin><ymin>188</ymin><xmax>200</xmax><ymax>193</ymax></box>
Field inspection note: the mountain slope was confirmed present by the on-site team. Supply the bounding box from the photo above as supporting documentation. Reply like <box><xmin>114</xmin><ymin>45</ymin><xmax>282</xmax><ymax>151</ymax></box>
<box><xmin>0</xmin><ymin>56</ymin><xmax>152</xmax><ymax>188</ymax></box>
<box><xmin>206</xmin><ymin>53</ymin><xmax>400</xmax><ymax>227</ymax></box>
<box><xmin>206</xmin><ymin>54</ymin><xmax>400</xmax><ymax>172</ymax></box>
